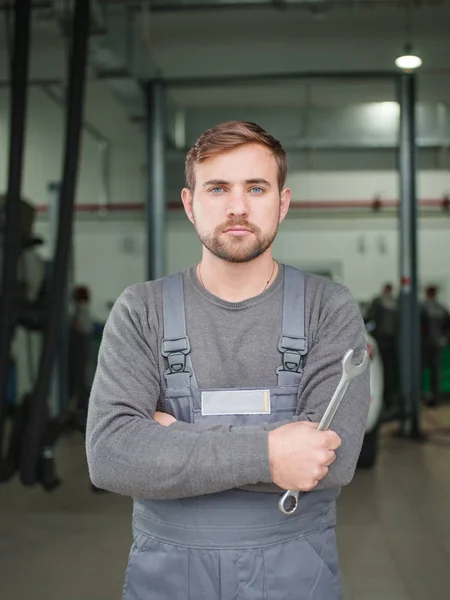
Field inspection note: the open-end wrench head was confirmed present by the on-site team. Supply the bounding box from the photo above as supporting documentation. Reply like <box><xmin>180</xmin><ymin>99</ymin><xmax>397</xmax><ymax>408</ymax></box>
<box><xmin>341</xmin><ymin>348</ymin><xmax>370</xmax><ymax>379</ymax></box>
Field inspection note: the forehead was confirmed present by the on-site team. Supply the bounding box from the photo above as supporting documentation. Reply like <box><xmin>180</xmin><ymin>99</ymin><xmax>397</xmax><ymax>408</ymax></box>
<box><xmin>195</xmin><ymin>143</ymin><xmax>278</xmax><ymax>183</ymax></box>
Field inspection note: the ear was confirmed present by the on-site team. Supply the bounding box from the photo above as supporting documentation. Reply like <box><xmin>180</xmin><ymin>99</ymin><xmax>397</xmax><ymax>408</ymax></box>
<box><xmin>181</xmin><ymin>188</ymin><xmax>194</xmax><ymax>224</ymax></box>
<box><xmin>279</xmin><ymin>187</ymin><xmax>291</xmax><ymax>224</ymax></box>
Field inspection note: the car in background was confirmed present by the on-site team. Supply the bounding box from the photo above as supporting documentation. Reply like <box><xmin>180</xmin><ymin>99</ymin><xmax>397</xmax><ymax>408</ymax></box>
<box><xmin>358</xmin><ymin>330</ymin><xmax>384</xmax><ymax>468</ymax></box>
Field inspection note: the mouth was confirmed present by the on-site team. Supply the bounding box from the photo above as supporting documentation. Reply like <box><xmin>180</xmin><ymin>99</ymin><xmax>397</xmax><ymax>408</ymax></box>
<box><xmin>223</xmin><ymin>227</ymin><xmax>252</xmax><ymax>236</ymax></box>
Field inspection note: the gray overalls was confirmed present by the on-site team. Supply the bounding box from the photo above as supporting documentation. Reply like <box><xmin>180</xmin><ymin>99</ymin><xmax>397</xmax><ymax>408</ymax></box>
<box><xmin>123</xmin><ymin>266</ymin><xmax>342</xmax><ymax>600</ymax></box>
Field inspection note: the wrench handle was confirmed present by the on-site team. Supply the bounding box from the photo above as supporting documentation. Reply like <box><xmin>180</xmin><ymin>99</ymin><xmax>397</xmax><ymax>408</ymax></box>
<box><xmin>317</xmin><ymin>377</ymin><xmax>349</xmax><ymax>431</ymax></box>
<box><xmin>279</xmin><ymin>378</ymin><xmax>349</xmax><ymax>516</ymax></box>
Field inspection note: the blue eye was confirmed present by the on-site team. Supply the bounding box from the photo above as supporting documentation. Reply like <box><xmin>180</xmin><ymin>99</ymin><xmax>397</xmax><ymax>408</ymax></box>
<box><xmin>251</xmin><ymin>187</ymin><xmax>264</xmax><ymax>194</ymax></box>
<box><xmin>210</xmin><ymin>187</ymin><xmax>224</xmax><ymax>194</ymax></box>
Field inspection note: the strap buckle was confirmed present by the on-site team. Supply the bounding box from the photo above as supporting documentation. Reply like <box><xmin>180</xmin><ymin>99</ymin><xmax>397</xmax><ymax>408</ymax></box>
<box><xmin>277</xmin><ymin>335</ymin><xmax>308</xmax><ymax>373</ymax></box>
<box><xmin>161</xmin><ymin>336</ymin><xmax>190</xmax><ymax>357</ymax></box>
<box><xmin>167</xmin><ymin>352</ymin><xmax>186</xmax><ymax>374</ymax></box>
<box><xmin>161</xmin><ymin>336</ymin><xmax>191</xmax><ymax>374</ymax></box>
<box><xmin>281</xmin><ymin>350</ymin><xmax>301</xmax><ymax>372</ymax></box>
<box><xmin>278</xmin><ymin>335</ymin><xmax>308</xmax><ymax>355</ymax></box>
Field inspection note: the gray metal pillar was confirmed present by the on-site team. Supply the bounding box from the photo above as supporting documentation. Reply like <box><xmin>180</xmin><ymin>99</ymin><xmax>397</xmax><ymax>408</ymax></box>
<box><xmin>145</xmin><ymin>79</ymin><xmax>166</xmax><ymax>281</ymax></box>
<box><xmin>398</xmin><ymin>72</ymin><xmax>422</xmax><ymax>438</ymax></box>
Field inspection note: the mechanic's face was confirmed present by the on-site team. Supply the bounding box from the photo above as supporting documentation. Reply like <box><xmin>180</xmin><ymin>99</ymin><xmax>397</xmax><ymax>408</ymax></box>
<box><xmin>182</xmin><ymin>143</ymin><xmax>291</xmax><ymax>263</ymax></box>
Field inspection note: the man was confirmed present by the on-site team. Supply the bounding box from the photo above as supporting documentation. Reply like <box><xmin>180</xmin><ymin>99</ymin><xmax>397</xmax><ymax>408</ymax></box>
<box><xmin>367</xmin><ymin>282</ymin><xmax>398</xmax><ymax>409</ymax></box>
<box><xmin>421</xmin><ymin>285</ymin><xmax>450</xmax><ymax>406</ymax></box>
<box><xmin>86</xmin><ymin>121</ymin><xmax>370</xmax><ymax>600</ymax></box>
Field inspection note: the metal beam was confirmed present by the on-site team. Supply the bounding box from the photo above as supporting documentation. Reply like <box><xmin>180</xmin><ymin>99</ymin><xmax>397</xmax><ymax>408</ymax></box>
<box><xmin>0</xmin><ymin>0</ymin><xmax>32</xmax><ymax>482</ymax></box>
<box><xmin>161</xmin><ymin>140</ymin><xmax>450</xmax><ymax>152</ymax></box>
<box><xmin>145</xmin><ymin>79</ymin><xmax>166</xmax><ymax>281</ymax></box>
<box><xmin>106</xmin><ymin>0</ymin><xmax>421</xmax><ymax>12</ymax></box>
<box><xmin>164</xmin><ymin>70</ymin><xmax>397</xmax><ymax>88</ymax></box>
<box><xmin>148</xmin><ymin>0</ymin><xmax>288</xmax><ymax>10</ymax></box>
<box><xmin>398</xmin><ymin>72</ymin><xmax>422</xmax><ymax>439</ymax></box>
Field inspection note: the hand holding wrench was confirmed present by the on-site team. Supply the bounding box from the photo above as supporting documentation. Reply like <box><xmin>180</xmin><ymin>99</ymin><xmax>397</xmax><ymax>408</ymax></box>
<box><xmin>278</xmin><ymin>348</ymin><xmax>369</xmax><ymax>515</ymax></box>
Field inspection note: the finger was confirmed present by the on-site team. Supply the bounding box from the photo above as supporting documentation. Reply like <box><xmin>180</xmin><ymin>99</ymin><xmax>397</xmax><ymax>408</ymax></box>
<box><xmin>154</xmin><ymin>411</ymin><xmax>176</xmax><ymax>425</ymax></box>
<box><xmin>318</xmin><ymin>465</ymin><xmax>329</xmax><ymax>480</ymax></box>
<box><xmin>324</xmin><ymin>431</ymin><xmax>342</xmax><ymax>449</ymax></box>
<box><xmin>324</xmin><ymin>451</ymin><xmax>336</xmax><ymax>467</ymax></box>
<box><xmin>304</xmin><ymin>479</ymin><xmax>320</xmax><ymax>492</ymax></box>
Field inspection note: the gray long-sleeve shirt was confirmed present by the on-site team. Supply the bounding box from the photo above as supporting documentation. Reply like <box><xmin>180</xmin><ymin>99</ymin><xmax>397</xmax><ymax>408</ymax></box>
<box><xmin>86</xmin><ymin>264</ymin><xmax>370</xmax><ymax>500</ymax></box>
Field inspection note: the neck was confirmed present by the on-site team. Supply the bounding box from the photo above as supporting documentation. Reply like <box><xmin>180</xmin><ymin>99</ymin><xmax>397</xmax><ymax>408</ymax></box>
<box><xmin>197</xmin><ymin>251</ymin><xmax>278</xmax><ymax>302</ymax></box>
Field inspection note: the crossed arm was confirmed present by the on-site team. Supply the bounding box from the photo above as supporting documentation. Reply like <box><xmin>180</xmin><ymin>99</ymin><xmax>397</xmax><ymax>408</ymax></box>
<box><xmin>86</xmin><ymin>287</ymin><xmax>370</xmax><ymax>500</ymax></box>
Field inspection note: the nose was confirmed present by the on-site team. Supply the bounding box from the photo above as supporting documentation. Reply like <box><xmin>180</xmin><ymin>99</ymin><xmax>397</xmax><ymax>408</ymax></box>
<box><xmin>226</xmin><ymin>188</ymin><xmax>249</xmax><ymax>218</ymax></box>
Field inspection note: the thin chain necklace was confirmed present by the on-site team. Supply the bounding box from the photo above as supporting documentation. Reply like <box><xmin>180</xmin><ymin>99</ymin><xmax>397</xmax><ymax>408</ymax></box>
<box><xmin>197</xmin><ymin>260</ymin><xmax>277</xmax><ymax>294</ymax></box>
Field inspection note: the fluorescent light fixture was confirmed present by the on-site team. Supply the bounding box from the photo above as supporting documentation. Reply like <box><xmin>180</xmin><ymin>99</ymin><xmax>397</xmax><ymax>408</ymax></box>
<box><xmin>380</xmin><ymin>101</ymin><xmax>399</xmax><ymax>111</ymax></box>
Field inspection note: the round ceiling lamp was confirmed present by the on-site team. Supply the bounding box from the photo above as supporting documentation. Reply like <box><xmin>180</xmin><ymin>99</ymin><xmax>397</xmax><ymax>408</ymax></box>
<box><xmin>395</xmin><ymin>44</ymin><xmax>422</xmax><ymax>71</ymax></box>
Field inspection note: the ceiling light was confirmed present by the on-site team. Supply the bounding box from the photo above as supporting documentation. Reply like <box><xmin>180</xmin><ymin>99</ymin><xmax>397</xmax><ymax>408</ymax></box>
<box><xmin>395</xmin><ymin>44</ymin><xmax>422</xmax><ymax>71</ymax></box>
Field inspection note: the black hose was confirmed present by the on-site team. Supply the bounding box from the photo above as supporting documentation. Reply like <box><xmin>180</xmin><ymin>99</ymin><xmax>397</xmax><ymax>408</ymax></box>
<box><xmin>20</xmin><ymin>0</ymin><xmax>91</xmax><ymax>486</ymax></box>
<box><xmin>0</xmin><ymin>0</ymin><xmax>32</xmax><ymax>482</ymax></box>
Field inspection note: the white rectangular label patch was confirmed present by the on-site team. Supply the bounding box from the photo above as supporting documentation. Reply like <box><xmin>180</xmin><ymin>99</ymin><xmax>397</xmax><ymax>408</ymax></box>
<box><xmin>201</xmin><ymin>389</ymin><xmax>271</xmax><ymax>416</ymax></box>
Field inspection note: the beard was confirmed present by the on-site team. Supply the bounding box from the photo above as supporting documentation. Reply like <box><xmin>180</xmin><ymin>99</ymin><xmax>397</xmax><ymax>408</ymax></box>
<box><xmin>193</xmin><ymin>212</ymin><xmax>279</xmax><ymax>264</ymax></box>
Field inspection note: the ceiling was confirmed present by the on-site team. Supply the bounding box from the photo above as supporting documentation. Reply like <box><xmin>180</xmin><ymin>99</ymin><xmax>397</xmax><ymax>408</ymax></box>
<box><xmin>1</xmin><ymin>0</ymin><xmax>450</xmax><ymax>143</ymax></box>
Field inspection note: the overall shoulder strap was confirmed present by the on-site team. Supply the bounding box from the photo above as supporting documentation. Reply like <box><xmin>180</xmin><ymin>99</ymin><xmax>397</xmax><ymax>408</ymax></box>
<box><xmin>277</xmin><ymin>266</ymin><xmax>308</xmax><ymax>386</ymax></box>
<box><xmin>161</xmin><ymin>273</ymin><xmax>196</xmax><ymax>388</ymax></box>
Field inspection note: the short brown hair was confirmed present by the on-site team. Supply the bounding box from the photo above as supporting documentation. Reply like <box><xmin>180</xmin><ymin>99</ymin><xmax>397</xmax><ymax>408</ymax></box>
<box><xmin>185</xmin><ymin>121</ymin><xmax>288</xmax><ymax>191</ymax></box>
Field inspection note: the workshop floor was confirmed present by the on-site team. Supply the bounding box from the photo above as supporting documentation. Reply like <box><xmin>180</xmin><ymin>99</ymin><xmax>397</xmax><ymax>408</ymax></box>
<box><xmin>1</xmin><ymin>405</ymin><xmax>450</xmax><ymax>600</ymax></box>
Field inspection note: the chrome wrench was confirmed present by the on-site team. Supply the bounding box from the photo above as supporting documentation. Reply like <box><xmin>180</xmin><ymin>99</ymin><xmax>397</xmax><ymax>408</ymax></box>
<box><xmin>278</xmin><ymin>348</ymin><xmax>369</xmax><ymax>515</ymax></box>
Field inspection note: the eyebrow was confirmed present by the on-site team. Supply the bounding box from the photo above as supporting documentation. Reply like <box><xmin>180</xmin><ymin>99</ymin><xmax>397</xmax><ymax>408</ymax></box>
<box><xmin>202</xmin><ymin>178</ymin><xmax>272</xmax><ymax>188</ymax></box>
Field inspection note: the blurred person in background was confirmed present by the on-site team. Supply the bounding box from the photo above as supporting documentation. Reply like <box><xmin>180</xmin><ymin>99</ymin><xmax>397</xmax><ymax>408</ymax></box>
<box><xmin>421</xmin><ymin>285</ymin><xmax>450</xmax><ymax>406</ymax></box>
<box><xmin>367</xmin><ymin>282</ymin><xmax>398</xmax><ymax>409</ymax></box>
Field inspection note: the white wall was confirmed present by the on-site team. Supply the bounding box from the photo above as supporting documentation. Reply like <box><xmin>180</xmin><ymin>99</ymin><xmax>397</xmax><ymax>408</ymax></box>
<box><xmin>286</xmin><ymin>170</ymin><xmax>450</xmax><ymax>201</ymax></box>
<box><xmin>274</xmin><ymin>217</ymin><xmax>450</xmax><ymax>302</ymax></box>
